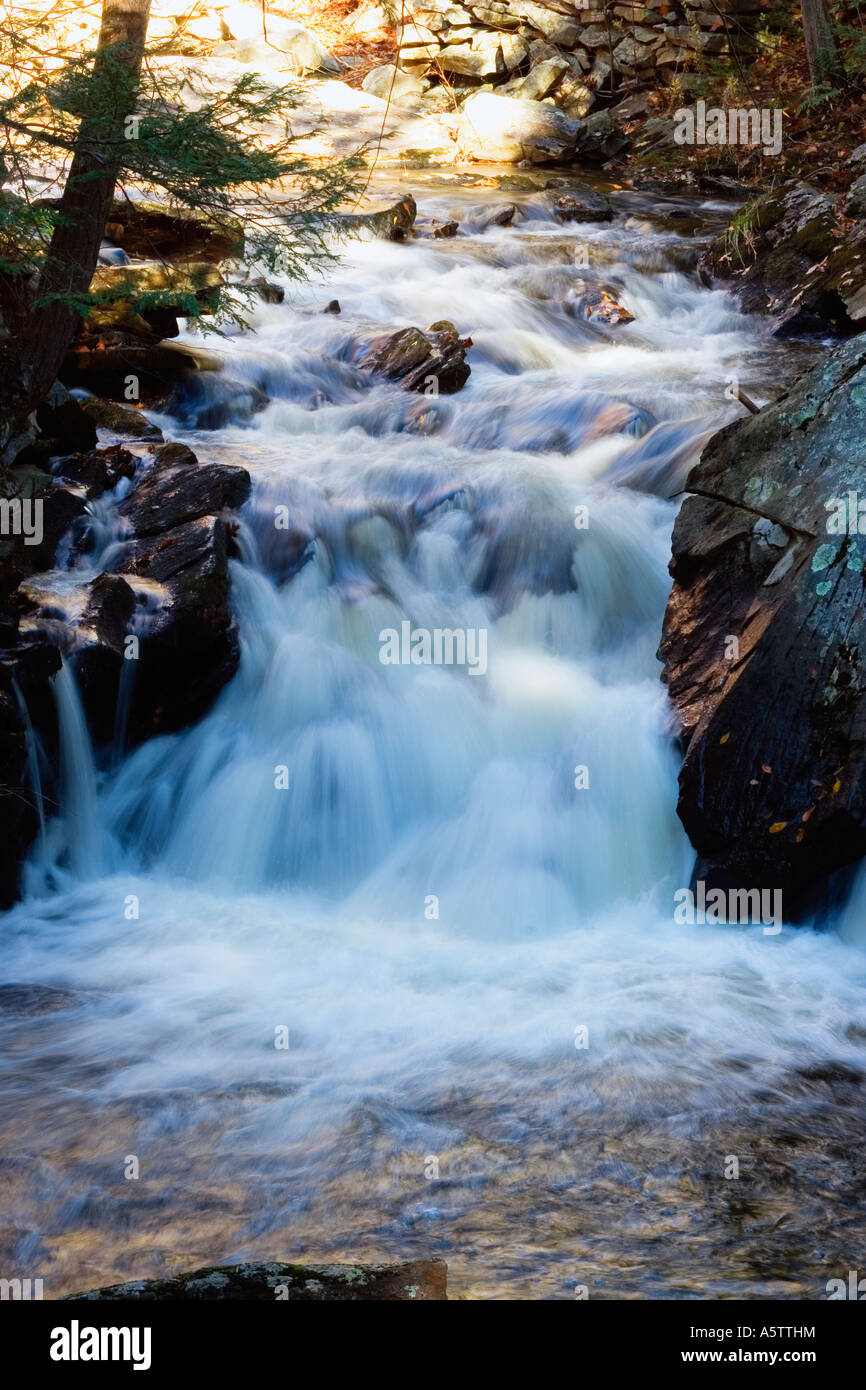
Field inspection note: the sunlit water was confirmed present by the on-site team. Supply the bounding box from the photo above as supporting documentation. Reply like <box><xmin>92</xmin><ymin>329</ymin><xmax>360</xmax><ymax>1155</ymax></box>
<box><xmin>2</xmin><ymin>177</ymin><xmax>865</xmax><ymax>1299</ymax></box>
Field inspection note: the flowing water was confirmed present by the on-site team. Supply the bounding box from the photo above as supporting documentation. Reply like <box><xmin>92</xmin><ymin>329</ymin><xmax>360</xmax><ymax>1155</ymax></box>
<box><xmin>2</xmin><ymin>176</ymin><xmax>865</xmax><ymax>1299</ymax></box>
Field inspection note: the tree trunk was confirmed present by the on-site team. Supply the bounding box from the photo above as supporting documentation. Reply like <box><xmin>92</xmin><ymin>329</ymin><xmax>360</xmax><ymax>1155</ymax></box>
<box><xmin>801</xmin><ymin>0</ymin><xmax>844</xmax><ymax>92</ymax></box>
<box><xmin>1</xmin><ymin>0</ymin><xmax>152</xmax><ymax>461</ymax></box>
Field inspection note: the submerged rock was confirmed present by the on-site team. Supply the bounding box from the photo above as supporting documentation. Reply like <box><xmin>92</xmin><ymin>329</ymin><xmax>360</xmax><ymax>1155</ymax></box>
<box><xmin>659</xmin><ymin>335</ymin><xmax>866</xmax><ymax>915</ymax></box>
<box><xmin>567</xmin><ymin>282</ymin><xmax>634</xmax><ymax>325</ymax></box>
<box><xmin>550</xmin><ymin>185</ymin><xmax>614</xmax><ymax>223</ymax></box>
<box><xmin>67</xmin><ymin>1258</ymin><xmax>447</xmax><ymax>1300</ymax></box>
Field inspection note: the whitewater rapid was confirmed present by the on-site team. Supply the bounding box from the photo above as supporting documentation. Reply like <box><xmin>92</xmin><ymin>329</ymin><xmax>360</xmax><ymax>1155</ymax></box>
<box><xmin>2</xmin><ymin>176</ymin><xmax>865</xmax><ymax>1298</ymax></box>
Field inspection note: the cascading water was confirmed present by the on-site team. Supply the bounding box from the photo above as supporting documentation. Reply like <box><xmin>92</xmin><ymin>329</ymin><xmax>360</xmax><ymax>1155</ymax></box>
<box><xmin>2</xmin><ymin>178</ymin><xmax>865</xmax><ymax>1298</ymax></box>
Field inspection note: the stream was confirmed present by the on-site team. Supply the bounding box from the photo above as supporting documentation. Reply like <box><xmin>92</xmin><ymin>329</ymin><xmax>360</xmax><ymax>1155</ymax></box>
<box><xmin>2</xmin><ymin>174</ymin><xmax>865</xmax><ymax>1299</ymax></box>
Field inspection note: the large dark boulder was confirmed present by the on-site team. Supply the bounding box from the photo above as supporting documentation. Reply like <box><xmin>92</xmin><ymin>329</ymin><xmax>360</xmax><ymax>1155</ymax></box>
<box><xmin>659</xmin><ymin>336</ymin><xmax>866</xmax><ymax>914</ymax></box>
<box><xmin>66</xmin><ymin>1258</ymin><xmax>447</xmax><ymax>1301</ymax></box>
<box><xmin>119</xmin><ymin>461</ymin><xmax>250</xmax><ymax>537</ymax></box>
<box><xmin>111</xmin><ymin>513</ymin><xmax>244</xmax><ymax>739</ymax></box>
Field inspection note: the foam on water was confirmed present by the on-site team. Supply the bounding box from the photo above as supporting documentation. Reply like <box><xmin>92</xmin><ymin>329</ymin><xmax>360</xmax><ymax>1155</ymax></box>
<box><xmin>3</xmin><ymin>181</ymin><xmax>864</xmax><ymax>1295</ymax></box>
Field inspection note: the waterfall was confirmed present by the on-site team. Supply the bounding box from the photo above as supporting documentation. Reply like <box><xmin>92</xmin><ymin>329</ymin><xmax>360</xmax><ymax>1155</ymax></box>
<box><xmin>48</xmin><ymin>661</ymin><xmax>113</xmax><ymax>883</ymax></box>
<box><xmin>3</xmin><ymin>180</ymin><xmax>865</xmax><ymax>1297</ymax></box>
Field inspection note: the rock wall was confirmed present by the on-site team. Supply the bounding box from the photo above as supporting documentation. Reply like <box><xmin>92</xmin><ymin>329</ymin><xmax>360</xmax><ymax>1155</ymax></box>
<box><xmin>398</xmin><ymin>0</ymin><xmax>761</xmax><ymax>108</ymax></box>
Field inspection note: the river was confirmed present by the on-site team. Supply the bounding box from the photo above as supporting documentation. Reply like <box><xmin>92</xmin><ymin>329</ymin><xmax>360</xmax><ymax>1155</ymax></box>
<box><xmin>2</xmin><ymin>174</ymin><xmax>865</xmax><ymax>1299</ymax></box>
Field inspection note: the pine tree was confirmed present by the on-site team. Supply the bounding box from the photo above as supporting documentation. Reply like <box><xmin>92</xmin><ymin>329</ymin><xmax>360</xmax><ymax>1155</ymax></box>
<box><xmin>0</xmin><ymin>1</ymin><xmax>362</xmax><ymax>463</ymax></box>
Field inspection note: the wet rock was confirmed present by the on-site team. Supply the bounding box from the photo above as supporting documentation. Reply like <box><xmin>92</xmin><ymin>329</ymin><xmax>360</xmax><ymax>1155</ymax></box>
<box><xmin>83</xmin><ymin>574</ymin><xmax>137</xmax><ymax>653</ymax></box>
<box><xmin>433</xmin><ymin>220</ymin><xmax>460</xmax><ymax>238</ymax></box>
<box><xmin>79</xmin><ymin>398</ymin><xmax>163</xmax><ymax>441</ymax></box>
<box><xmin>109</xmin><ymin>515</ymin><xmax>243</xmax><ymax>739</ymax></box>
<box><xmin>162</xmin><ymin>371</ymin><xmax>269</xmax><ymax>431</ymax></box>
<box><xmin>236</xmin><ymin>276</ymin><xmax>285</xmax><ymax>305</ymax></box>
<box><xmin>567</xmin><ymin>282</ymin><xmax>634</xmax><ymax>325</ymax></box>
<box><xmin>336</xmin><ymin>194</ymin><xmax>417</xmax><ymax>242</ymax></box>
<box><xmin>659</xmin><ymin>335</ymin><xmax>866</xmax><ymax>915</ymax></box>
<box><xmin>323</xmin><ymin>299</ymin><xmax>342</xmax><ymax>314</ymax></box>
<box><xmin>119</xmin><ymin>462</ymin><xmax>251</xmax><ymax>538</ymax></box>
<box><xmin>550</xmin><ymin>185</ymin><xmax>613</xmax><ymax>223</ymax></box>
<box><xmin>701</xmin><ymin>183</ymin><xmax>866</xmax><ymax>339</ymax></box>
<box><xmin>61</xmin><ymin>340</ymin><xmax>222</xmax><ymax>405</ymax></box>
<box><xmin>151</xmin><ymin>442</ymin><xmax>197</xmax><ymax>469</ymax></box>
<box><xmin>51</xmin><ymin>444</ymin><xmax>137</xmax><ymax>499</ymax></box>
<box><xmin>361</xmin><ymin>321</ymin><xmax>471</xmax><ymax>394</ymax></box>
<box><xmin>34</xmin><ymin>381</ymin><xmax>98</xmax><ymax>455</ymax></box>
<box><xmin>102</xmin><ymin>201</ymin><xmax>243</xmax><ymax>262</ymax></box>
<box><xmin>67</xmin><ymin>1258</ymin><xmax>447</xmax><ymax>1301</ymax></box>
<box><xmin>0</xmin><ymin>632</ymin><xmax>61</xmax><ymax>908</ymax></box>
<box><xmin>0</xmin><ymin>469</ymin><xmax>86</xmax><ymax>602</ymax></box>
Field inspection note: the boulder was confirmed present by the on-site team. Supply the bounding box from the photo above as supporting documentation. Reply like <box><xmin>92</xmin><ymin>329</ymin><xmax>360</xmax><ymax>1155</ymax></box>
<box><xmin>102</xmin><ymin>202</ymin><xmax>243</xmax><ymax>262</ymax></box>
<box><xmin>80</xmin><ymin>398</ymin><xmax>163</xmax><ymax>441</ymax></box>
<box><xmin>66</xmin><ymin>1258</ymin><xmax>447</xmax><ymax>1301</ymax></box>
<box><xmin>61</xmin><ymin>340</ymin><xmax>222</xmax><ymax>405</ymax></box>
<box><xmin>86</xmin><ymin>262</ymin><xmax>224</xmax><ymax>335</ymax></box>
<box><xmin>700</xmin><ymin>183</ymin><xmax>866</xmax><ymax>338</ymax></box>
<box><xmin>567</xmin><ymin>281</ymin><xmax>634</xmax><ymax>324</ymax></box>
<box><xmin>439</xmin><ymin>33</ymin><xmax>528</xmax><ymax>77</ymax></box>
<box><xmin>34</xmin><ymin>381</ymin><xmax>98</xmax><ymax>456</ymax></box>
<box><xmin>110</xmin><ymin>514</ymin><xmax>243</xmax><ymax>739</ymax></box>
<box><xmin>362</xmin><ymin>64</ymin><xmax>429</xmax><ymax>101</ymax></box>
<box><xmin>519</xmin><ymin>56</ymin><xmax>571</xmax><ymax>101</ymax></box>
<box><xmin>119</xmin><ymin>462</ymin><xmax>251</xmax><ymax>537</ymax></box>
<box><xmin>459</xmin><ymin>93</ymin><xmax>584</xmax><ymax>164</ymax></box>
<box><xmin>577</xmin><ymin>111</ymin><xmax>630</xmax><ymax>163</ymax></box>
<box><xmin>550</xmin><ymin>184</ymin><xmax>614</xmax><ymax>222</ymax></box>
<box><xmin>0</xmin><ymin>469</ymin><xmax>86</xmax><ymax>602</ymax></box>
<box><xmin>659</xmin><ymin>336</ymin><xmax>866</xmax><ymax>915</ymax></box>
<box><xmin>336</xmin><ymin>194</ymin><xmax>417</xmax><ymax>242</ymax></box>
<box><xmin>52</xmin><ymin>443</ymin><xmax>137</xmax><ymax>499</ymax></box>
<box><xmin>214</xmin><ymin>20</ymin><xmax>341</xmax><ymax>75</ymax></box>
<box><xmin>360</xmin><ymin>321</ymin><xmax>471</xmax><ymax>393</ymax></box>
